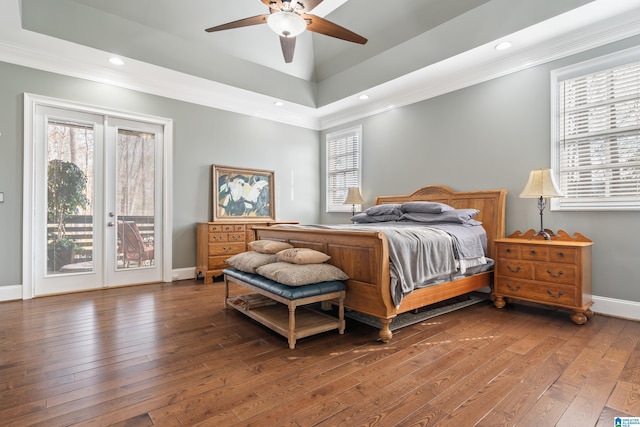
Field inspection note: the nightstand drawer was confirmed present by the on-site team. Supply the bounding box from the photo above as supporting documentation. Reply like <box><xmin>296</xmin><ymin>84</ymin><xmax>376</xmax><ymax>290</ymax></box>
<box><xmin>497</xmin><ymin>244</ymin><xmax>521</xmax><ymax>259</ymax></box>
<box><xmin>534</xmin><ymin>263</ymin><xmax>577</xmax><ymax>285</ymax></box>
<box><xmin>521</xmin><ymin>246</ymin><xmax>548</xmax><ymax>261</ymax></box>
<box><xmin>208</xmin><ymin>242</ymin><xmax>245</xmax><ymax>256</ymax></box>
<box><xmin>548</xmin><ymin>247</ymin><xmax>578</xmax><ymax>264</ymax></box>
<box><xmin>496</xmin><ymin>260</ymin><xmax>533</xmax><ymax>279</ymax></box>
<box><xmin>495</xmin><ymin>277</ymin><xmax>576</xmax><ymax>306</ymax></box>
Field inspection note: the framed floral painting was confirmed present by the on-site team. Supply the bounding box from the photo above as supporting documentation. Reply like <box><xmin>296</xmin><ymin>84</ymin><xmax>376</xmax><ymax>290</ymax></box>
<box><xmin>212</xmin><ymin>165</ymin><xmax>275</xmax><ymax>221</ymax></box>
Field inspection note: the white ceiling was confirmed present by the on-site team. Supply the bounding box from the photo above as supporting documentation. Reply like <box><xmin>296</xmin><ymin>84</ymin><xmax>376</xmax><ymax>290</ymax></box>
<box><xmin>2</xmin><ymin>0</ymin><xmax>640</xmax><ymax>129</ymax></box>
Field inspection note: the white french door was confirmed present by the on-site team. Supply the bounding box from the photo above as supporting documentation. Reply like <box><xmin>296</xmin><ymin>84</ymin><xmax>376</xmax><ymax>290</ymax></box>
<box><xmin>27</xmin><ymin>98</ymin><xmax>169</xmax><ymax>297</ymax></box>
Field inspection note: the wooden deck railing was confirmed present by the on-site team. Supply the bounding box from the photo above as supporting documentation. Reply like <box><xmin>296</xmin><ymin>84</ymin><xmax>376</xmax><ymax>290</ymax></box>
<box><xmin>47</xmin><ymin>215</ymin><xmax>155</xmax><ymax>261</ymax></box>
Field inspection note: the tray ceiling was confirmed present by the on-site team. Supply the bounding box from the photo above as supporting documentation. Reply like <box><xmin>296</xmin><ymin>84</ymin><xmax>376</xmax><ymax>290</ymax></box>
<box><xmin>5</xmin><ymin>0</ymin><xmax>640</xmax><ymax>129</ymax></box>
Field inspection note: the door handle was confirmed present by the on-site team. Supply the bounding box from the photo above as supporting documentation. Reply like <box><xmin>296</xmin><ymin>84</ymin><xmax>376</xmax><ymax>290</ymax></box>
<box><xmin>108</xmin><ymin>221</ymin><xmax>114</xmax><ymax>227</ymax></box>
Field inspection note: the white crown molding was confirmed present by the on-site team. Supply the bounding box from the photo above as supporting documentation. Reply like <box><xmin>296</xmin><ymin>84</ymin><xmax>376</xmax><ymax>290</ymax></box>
<box><xmin>0</xmin><ymin>1</ymin><xmax>639</xmax><ymax>131</ymax></box>
<box><xmin>316</xmin><ymin>4</ymin><xmax>640</xmax><ymax>129</ymax></box>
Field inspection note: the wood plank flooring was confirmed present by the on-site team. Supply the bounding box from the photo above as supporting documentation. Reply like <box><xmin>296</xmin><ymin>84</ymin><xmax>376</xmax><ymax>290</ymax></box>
<box><xmin>0</xmin><ymin>279</ymin><xmax>638</xmax><ymax>426</ymax></box>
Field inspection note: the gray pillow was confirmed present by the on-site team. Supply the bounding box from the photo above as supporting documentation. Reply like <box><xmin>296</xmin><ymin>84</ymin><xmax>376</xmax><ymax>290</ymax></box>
<box><xmin>365</xmin><ymin>203</ymin><xmax>403</xmax><ymax>217</ymax></box>
<box><xmin>400</xmin><ymin>208</ymin><xmax>480</xmax><ymax>224</ymax></box>
<box><xmin>256</xmin><ymin>262</ymin><xmax>349</xmax><ymax>286</ymax></box>
<box><xmin>351</xmin><ymin>213</ymin><xmax>401</xmax><ymax>223</ymax></box>
<box><xmin>401</xmin><ymin>201</ymin><xmax>454</xmax><ymax>214</ymax></box>
<box><xmin>226</xmin><ymin>251</ymin><xmax>278</xmax><ymax>273</ymax></box>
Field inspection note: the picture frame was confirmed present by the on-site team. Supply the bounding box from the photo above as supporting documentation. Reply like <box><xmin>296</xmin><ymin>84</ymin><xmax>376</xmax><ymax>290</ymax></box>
<box><xmin>212</xmin><ymin>165</ymin><xmax>275</xmax><ymax>221</ymax></box>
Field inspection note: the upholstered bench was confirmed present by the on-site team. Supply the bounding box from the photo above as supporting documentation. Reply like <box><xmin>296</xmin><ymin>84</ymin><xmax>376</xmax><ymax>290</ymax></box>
<box><xmin>223</xmin><ymin>268</ymin><xmax>346</xmax><ymax>349</ymax></box>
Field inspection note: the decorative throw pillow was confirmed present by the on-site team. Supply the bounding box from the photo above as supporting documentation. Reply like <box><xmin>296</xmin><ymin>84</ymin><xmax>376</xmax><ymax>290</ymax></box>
<box><xmin>256</xmin><ymin>262</ymin><xmax>349</xmax><ymax>286</ymax></box>
<box><xmin>401</xmin><ymin>201</ymin><xmax>454</xmax><ymax>214</ymax></box>
<box><xmin>276</xmin><ymin>248</ymin><xmax>331</xmax><ymax>264</ymax></box>
<box><xmin>365</xmin><ymin>203</ymin><xmax>403</xmax><ymax>217</ymax></box>
<box><xmin>226</xmin><ymin>251</ymin><xmax>277</xmax><ymax>274</ymax></box>
<box><xmin>248</xmin><ymin>239</ymin><xmax>293</xmax><ymax>254</ymax></box>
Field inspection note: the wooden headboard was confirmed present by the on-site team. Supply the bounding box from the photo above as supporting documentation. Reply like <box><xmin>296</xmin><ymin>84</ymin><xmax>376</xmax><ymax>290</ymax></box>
<box><xmin>375</xmin><ymin>185</ymin><xmax>507</xmax><ymax>260</ymax></box>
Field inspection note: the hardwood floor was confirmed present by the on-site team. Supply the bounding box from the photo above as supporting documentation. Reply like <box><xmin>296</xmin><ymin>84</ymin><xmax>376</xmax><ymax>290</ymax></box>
<box><xmin>1</xmin><ymin>279</ymin><xmax>638</xmax><ymax>426</ymax></box>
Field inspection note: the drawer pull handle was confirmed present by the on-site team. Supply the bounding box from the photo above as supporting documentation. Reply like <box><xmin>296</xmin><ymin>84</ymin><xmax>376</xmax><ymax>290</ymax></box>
<box><xmin>223</xmin><ymin>246</ymin><xmax>233</xmax><ymax>253</ymax></box>
<box><xmin>505</xmin><ymin>248</ymin><xmax>511</xmax><ymax>253</ymax></box>
<box><xmin>507</xmin><ymin>265</ymin><xmax>521</xmax><ymax>273</ymax></box>
<box><xmin>507</xmin><ymin>283</ymin><xmax>521</xmax><ymax>291</ymax></box>
<box><xmin>546</xmin><ymin>289</ymin><xmax>564</xmax><ymax>298</ymax></box>
<box><xmin>546</xmin><ymin>269</ymin><xmax>564</xmax><ymax>278</ymax></box>
<box><xmin>529</xmin><ymin>250</ymin><xmax>537</xmax><ymax>255</ymax></box>
<box><xmin>557</xmin><ymin>252</ymin><xmax>564</xmax><ymax>258</ymax></box>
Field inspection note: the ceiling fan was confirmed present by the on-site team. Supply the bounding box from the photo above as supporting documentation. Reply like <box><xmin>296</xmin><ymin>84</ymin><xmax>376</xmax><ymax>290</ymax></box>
<box><xmin>205</xmin><ymin>0</ymin><xmax>367</xmax><ymax>63</ymax></box>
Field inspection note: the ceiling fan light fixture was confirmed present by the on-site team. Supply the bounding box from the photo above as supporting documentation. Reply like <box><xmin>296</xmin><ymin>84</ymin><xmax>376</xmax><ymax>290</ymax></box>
<box><xmin>267</xmin><ymin>11</ymin><xmax>306</xmax><ymax>38</ymax></box>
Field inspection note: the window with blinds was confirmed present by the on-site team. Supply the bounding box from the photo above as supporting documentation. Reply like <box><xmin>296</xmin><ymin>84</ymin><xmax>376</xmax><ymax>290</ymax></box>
<box><xmin>326</xmin><ymin>125</ymin><xmax>362</xmax><ymax>212</ymax></box>
<box><xmin>552</xmin><ymin>48</ymin><xmax>640</xmax><ymax>210</ymax></box>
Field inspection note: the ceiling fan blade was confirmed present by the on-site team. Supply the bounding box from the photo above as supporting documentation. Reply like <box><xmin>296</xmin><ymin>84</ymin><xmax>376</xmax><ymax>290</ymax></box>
<box><xmin>279</xmin><ymin>36</ymin><xmax>296</xmax><ymax>63</ymax></box>
<box><xmin>205</xmin><ymin>15</ymin><xmax>269</xmax><ymax>32</ymax></box>
<box><xmin>297</xmin><ymin>0</ymin><xmax>324</xmax><ymax>13</ymax></box>
<box><xmin>261</xmin><ymin>0</ymin><xmax>284</xmax><ymax>9</ymax></box>
<box><xmin>303</xmin><ymin>14</ymin><xmax>367</xmax><ymax>44</ymax></box>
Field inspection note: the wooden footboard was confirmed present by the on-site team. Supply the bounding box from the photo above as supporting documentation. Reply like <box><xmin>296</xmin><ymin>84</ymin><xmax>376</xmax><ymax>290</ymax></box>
<box><xmin>253</xmin><ymin>185</ymin><xmax>507</xmax><ymax>342</ymax></box>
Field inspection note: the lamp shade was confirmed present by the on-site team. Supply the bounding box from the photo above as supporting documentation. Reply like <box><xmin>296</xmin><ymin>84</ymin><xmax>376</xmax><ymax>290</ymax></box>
<box><xmin>519</xmin><ymin>169</ymin><xmax>564</xmax><ymax>198</ymax></box>
<box><xmin>267</xmin><ymin>11</ymin><xmax>306</xmax><ymax>37</ymax></box>
<box><xmin>344</xmin><ymin>187</ymin><xmax>365</xmax><ymax>205</ymax></box>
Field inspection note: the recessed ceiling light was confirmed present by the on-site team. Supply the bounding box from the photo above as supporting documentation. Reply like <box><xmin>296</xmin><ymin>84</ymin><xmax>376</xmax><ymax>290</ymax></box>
<box><xmin>109</xmin><ymin>57</ymin><xmax>124</xmax><ymax>66</ymax></box>
<box><xmin>358</xmin><ymin>94</ymin><xmax>369</xmax><ymax>101</ymax></box>
<box><xmin>273</xmin><ymin>101</ymin><xmax>284</xmax><ymax>107</ymax></box>
<box><xmin>494</xmin><ymin>41</ymin><xmax>512</xmax><ymax>51</ymax></box>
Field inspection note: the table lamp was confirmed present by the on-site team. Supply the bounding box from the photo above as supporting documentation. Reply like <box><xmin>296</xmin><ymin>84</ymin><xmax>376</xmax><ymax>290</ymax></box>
<box><xmin>344</xmin><ymin>187</ymin><xmax>365</xmax><ymax>218</ymax></box>
<box><xmin>519</xmin><ymin>168</ymin><xmax>564</xmax><ymax>240</ymax></box>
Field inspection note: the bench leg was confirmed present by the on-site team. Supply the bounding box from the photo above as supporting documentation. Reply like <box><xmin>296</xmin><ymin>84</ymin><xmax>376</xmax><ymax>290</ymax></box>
<box><xmin>223</xmin><ymin>275</ymin><xmax>230</xmax><ymax>308</ymax></box>
<box><xmin>338</xmin><ymin>293</ymin><xmax>345</xmax><ymax>335</ymax></box>
<box><xmin>288</xmin><ymin>302</ymin><xmax>296</xmax><ymax>349</ymax></box>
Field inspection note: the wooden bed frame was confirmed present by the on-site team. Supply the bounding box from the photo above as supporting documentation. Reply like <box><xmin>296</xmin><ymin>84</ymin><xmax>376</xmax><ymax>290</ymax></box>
<box><xmin>252</xmin><ymin>185</ymin><xmax>507</xmax><ymax>342</ymax></box>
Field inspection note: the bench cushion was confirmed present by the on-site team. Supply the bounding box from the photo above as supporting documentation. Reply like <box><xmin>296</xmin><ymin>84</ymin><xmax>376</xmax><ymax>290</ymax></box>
<box><xmin>223</xmin><ymin>268</ymin><xmax>346</xmax><ymax>300</ymax></box>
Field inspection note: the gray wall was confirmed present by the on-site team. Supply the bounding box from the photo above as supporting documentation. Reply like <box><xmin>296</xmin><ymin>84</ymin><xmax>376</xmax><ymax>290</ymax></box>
<box><xmin>2</xmin><ymin>34</ymin><xmax>640</xmax><ymax>305</ymax></box>
<box><xmin>0</xmin><ymin>61</ymin><xmax>320</xmax><ymax>288</ymax></box>
<box><xmin>322</xmin><ymin>35</ymin><xmax>640</xmax><ymax>303</ymax></box>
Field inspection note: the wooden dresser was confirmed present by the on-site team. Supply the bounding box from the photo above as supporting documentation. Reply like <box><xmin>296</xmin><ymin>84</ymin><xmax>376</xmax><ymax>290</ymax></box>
<box><xmin>493</xmin><ymin>229</ymin><xmax>593</xmax><ymax>324</ymax></box>
<box><xmin>196</xmin><ymin>221</ymin><xmax>295</xmax><ymax>284</ymax></box>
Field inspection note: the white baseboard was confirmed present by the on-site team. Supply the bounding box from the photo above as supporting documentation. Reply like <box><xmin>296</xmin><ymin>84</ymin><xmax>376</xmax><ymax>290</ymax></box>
<box><xmin>0</xmin><ymin>285</ymin><xmax>23</xmax><ymax>302</ymax></box>
<box><xmin>592</xmin><ymin>295</ymin><xmax>640</xmax><ymax>322</ymax></box>
<box><xmin>171</xmin><ymin>267</ymin><xmax>197</xmax><ymax>281</ymax></box>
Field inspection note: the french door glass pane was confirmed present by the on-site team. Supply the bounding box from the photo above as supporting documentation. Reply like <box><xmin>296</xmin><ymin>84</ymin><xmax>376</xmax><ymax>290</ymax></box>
<box><xmin>46</xmin><ymin>121</ymin><xmax>94</xmax><ymax>274</ymax></box>
<box><xmin>116</xmin><ymin>129</ymin><xmax>155</xmax><ymax>269</ymax></box>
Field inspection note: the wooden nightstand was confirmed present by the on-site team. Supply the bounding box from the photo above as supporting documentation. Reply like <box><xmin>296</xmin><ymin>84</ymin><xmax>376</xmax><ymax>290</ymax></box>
<box><xmin>493</xmin><ymin>229</ymin><xmax>593</xmax><ymax>324</ymax></box>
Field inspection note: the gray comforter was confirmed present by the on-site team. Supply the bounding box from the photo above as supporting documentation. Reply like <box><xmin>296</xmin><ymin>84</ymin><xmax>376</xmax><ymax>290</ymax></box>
<box><xmin>273</xmin><ymin>223</ymin><xmax>487</xmax><ymax>307</ymax></box>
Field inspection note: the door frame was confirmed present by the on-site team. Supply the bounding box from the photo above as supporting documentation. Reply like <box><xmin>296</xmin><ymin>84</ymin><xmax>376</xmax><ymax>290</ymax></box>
<box><xmin>22</xmin><ymin>93</ymin><xmax>174</xmax><ymax>299</ymax></box>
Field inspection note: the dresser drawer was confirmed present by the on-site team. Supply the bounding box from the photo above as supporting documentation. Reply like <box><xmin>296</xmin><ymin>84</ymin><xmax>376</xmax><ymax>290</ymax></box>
<box><xmin>495</xmin><ymin>277</ymin><xmax>576</xmax><ymax>306</ymax></box>
<box><xmin>228</xmin><ymin>232</ymin><xmax>245</xmax><ymax>242</ymax></box>
<box><xmin>208</xmin><ymin>242</ymin><xmax>246</xmax><ymax>256</ymax></box>
<box><xmin>496</xmin><ymin>259</ymin><xmax>533</xmax><ymax>279</ymax></box>
<box><xmin>208</xmin><ymin>255</ymin><xmax>231</xmax><ymax>270</ymax></box>
<box><xmin>208</xmin><ymin>224</ymin><xmax>245</xmax><ymax>233</ymax></box>
<box><xmin>533</xmin><ymin>263</ymin><xmax>577</xmax><ymax>285</ymax></box>
<box><xmin>209</xmin><ymin>233</ymin><xmax>228</xmax><ymax>243</ymax></box>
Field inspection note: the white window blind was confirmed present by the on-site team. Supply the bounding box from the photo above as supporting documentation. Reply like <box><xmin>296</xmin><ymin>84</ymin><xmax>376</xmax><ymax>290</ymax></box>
<box><xmin>326</xmin><ymin>125</ymin><xmax>362</xmax><ymax>212</ymax></box>
<box><xmin>552</xmin><ymin>50</ymin><xmax>640</xmax><ymax>210</ymax></box>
